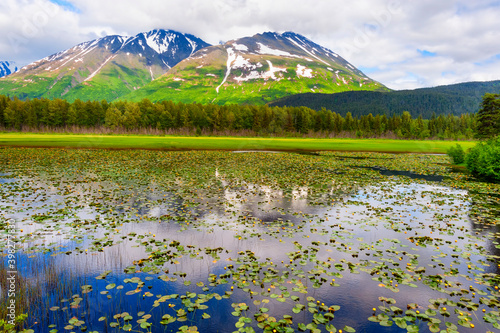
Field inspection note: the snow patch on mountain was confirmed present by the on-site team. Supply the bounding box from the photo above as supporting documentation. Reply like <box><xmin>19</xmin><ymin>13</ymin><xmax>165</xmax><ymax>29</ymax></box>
<box><xmin>18</xmin><ymin>29</ymin><xmax>210</xmax><ymax>77</ymax></box>
<box><xmin>231</xmin><ymin>54</ymin><xmax>254</xmax><ymax>70</ymax></box>
<box><xmin>59</xmin><ymin>45</ymin><xmax>97</xmax><ymax>69</ymax></box>
<box><xmin>234</xmin><ymin>60</ymin><xmax>286</xmax><ymax>82</ymax></box>
<box><xmin>325</xmin><ymin>49</ymin><xmax>339</xmax><ymax>58</ymax></box>
<box><xmin>218</xmin><ymin>46</ymin><xmax>290</xmax><ymax>87</ymax></box>
<box><xmin>186</xmin><ymin>38</ymin><xmax>199</xmax><ymax>56</ymax></box>
<box><xmin>265</xmin><ymin>61</ymin><xmax>286</xmax><ymax>80</ymax></box>
<box><xmin>296</xmin><ymin>64</ymin><xmax>313</xmax><ymax>78</ymax></box>
<box><xmin>216</xmin><ymin>47</ymin><xmax>237</xmax><ymax>93</ymax></box>
<box><xmin>257</xmin><ymin>43</ymin><xmax>301</xmax><ymax>59</ymax></box>
<box><xmin>144</xmin><ymin>32</ymin><xmax>172</xmax><ymax>54</ymax></box>
<box><xmin>0</xmin><ymin>61</ymin><xmax>18</xmax><ymax>77</ymax></box>
<box><xmin>285</xmin><ymin>37</ymin><xmax>331</xmax><ymax>66</ymax></box>
<box><xmin>85</xmin><ymin>55</ymin><xmax>116</xmax><ymax>82</ymax></box>
<box><xmin>161</xmin><ymin>59</ymin><xmax>171</xmax><ymax>68</ymax></box>
<box><xmin>234</xmin><ymin>71</ymin><xmax>263</xmax><ymax>82</ymax></box>
<box><xmin>233</xmin><ymin>44</ymin><xmax>248</xmax><ymax>52</ymax></box>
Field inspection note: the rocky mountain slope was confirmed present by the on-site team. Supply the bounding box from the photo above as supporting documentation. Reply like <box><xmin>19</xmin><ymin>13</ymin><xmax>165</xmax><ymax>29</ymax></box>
<box><xmin>123</xmin><ymin>32</ymin><xmax>387</xmax><ymax>104</ymax></box>
<box><xmin>0</xmin><ymin>29</ymin><xmax>210</xmax><ymax>101</ymax></box>
<box><xmin>0</xmin><ymin>61</ymin><xmax>18</xmax><ymax>77</ymax></box>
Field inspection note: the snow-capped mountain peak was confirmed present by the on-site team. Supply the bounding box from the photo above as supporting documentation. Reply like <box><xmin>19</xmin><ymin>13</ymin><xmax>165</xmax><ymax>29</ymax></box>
<box><xmin>126</xmin><ymin>30</ymin><xmax>386</xmax><ymax>104</ymax></box>
<box><xmin>143</xmin><ymin>30</ymin><xmax>175</xmax><ymax>54</ymax></box>
<box><xmin>0</xmin><ymin>30</ymin><xmax>385</xmax><ymax>104</ymax></box>
<box><xmin>209</xmin><ymin>31</ymin><xmax>367</xmax><ymax>86</ymax></box>
<box><xmin>21</xmin><ymin>29</ymin><xmax>210</xmax><ymax>73</ymax></box>
<box><xmin>0</xmin><ymin>29</ymin><xmax>211</xmax><ymax>102</ymax></box>
<box><xmin>0</xmin><ymin>61</ymin><xmax>18</xmax><ymax>77</ymax></box>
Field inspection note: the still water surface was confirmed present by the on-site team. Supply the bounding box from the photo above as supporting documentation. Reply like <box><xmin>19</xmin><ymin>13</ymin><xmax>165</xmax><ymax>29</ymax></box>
<box><xmin>1</xmin><ymin>164</ymin><xmax>499</xmax><ymax>333</ymax></box>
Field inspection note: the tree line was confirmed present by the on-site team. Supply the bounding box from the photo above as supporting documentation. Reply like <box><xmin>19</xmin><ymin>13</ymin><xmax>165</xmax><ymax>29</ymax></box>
<box><xmin>0</xmin><ymin>95</ymin><xmax>479</xmax><ymax>139</ymax></box>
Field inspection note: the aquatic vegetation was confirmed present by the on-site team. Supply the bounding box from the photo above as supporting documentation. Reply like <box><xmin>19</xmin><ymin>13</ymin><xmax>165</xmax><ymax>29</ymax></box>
<box><xmin>0</xmin><ymin>148</ymin><xmax>499</xmax><ymax>332</ymax></box>
<box><xmin>465</xmin><ymin>137</ymin><xmax>500</xmax><ymax>183</ymax></box>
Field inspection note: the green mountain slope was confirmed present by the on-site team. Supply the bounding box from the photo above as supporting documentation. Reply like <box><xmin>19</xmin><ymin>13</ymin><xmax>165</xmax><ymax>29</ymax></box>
<box><xmin>121</xmin><ymin>32</ymin><xmax>388</xmax><ymax>104</ymax></box>
<box><xmin>268</xmin><ymin>80</ymin><xmax>500</xmax><ymax>117</ymax></box>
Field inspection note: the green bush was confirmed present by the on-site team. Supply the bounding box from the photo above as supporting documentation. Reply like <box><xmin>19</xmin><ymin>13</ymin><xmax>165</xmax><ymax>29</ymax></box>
<box><xmin>447</xmin><ymin>144</ymin><xmax>465</xmax><ymax>164</ymax></box>
<box><xmin>465</xmin><ymin>137</ymin><xmax>500</xmax><ymax>182</ymax></box>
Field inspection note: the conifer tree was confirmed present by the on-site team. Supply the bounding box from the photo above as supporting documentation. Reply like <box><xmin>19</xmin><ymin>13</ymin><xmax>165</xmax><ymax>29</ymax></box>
<box><xmin>475</xmin><ymin>93</ymin><xmax>500</xmax><ymax>139</ymax></box>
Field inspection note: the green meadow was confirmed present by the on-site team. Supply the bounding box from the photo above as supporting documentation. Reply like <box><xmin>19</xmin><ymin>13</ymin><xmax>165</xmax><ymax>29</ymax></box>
<box><xmin>0</xmin><ymin>133</ymin><xmax>478</xmax><ymax>153</ymax></box>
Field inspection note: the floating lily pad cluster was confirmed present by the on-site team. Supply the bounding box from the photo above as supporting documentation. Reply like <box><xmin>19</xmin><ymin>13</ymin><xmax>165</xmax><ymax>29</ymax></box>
<box><xmin>0</xmin><ymin>148</ymin><xmax>498</xmax><ymax>333</ymax></box>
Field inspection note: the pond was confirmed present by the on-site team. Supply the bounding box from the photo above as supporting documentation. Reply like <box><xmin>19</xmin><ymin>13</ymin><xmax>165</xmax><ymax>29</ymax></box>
<box><xmin>0</xmin><ymin>148</ymin><xmax>499</xmax><ymax>333</ymax></box>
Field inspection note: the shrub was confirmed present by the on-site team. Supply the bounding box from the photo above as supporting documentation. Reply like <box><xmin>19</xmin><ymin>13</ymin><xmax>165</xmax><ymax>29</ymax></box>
<box><xmin>447</xmin><ymin>144</ymin><xmax>465</xmax><ymax>164</ymax></box>
<box><xmin>465</xmin><ymin>137</ymin><xmax>500</xmax><ymax>183</ymax></box>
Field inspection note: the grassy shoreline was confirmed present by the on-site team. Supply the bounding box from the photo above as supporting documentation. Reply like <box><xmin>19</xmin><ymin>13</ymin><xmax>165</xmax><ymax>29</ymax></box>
<box><xmin>0</xmin><ymin>132</ymin><xmax>478</xmax><ymax>153</ymax></box>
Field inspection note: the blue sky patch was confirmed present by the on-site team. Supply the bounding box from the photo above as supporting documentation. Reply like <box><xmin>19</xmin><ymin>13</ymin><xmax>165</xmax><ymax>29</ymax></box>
<box><xmin>49</xmin><ymin>0</ymin><xmax>80</xmax><ymax>13</ymax></box>
<box><xmin>441</xmin><ymin>71</ymin><xmax>456</xmax><ymax>77</ymax></box>
<box><xmin>474</xmin><ymin>53</ymin><xmax>500</xmax><ymax>66</ymax></box>
<box><xmin>358</xmin><ymin>66</ymin><xmax>379</xmax><ymax>74</ymax></box>
<box><xmin>418</xmin><ymin>49</ymin><xmax>437</xmax><ymax>57</ymax></box>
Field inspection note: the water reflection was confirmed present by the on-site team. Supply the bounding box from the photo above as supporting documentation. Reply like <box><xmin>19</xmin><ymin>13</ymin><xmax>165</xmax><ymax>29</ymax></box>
<box><xmin>1</xmin><ymin>170</ymin><xmax>499</xmax><ymax>333</ymax></box>
<box><xmin>354</xmin><ymin>166</ymin><xmax>444</xmax><ymax>182</ymax></box>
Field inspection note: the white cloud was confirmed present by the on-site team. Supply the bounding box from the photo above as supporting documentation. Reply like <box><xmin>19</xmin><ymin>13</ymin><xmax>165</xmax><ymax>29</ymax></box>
<box><xmin>0</xmin><ymin>0</ymin><xmax>499</xmax><ymax>90</ymax></box>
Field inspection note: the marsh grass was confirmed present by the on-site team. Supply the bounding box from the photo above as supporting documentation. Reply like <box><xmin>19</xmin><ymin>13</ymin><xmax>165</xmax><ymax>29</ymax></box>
<box><xmin>0</xmin><ymin>261</ymin><xmax>32</xmax><ymax>331</ymax></box>
<box><xmin>0</xmin><ymin>125</ymin><xmax>474</xmax><ymax>140</ymax></box>
<box><xmin>0</xmin><ymin>254</ymin><xmax>85</xmax><ymax>330</ymax></box>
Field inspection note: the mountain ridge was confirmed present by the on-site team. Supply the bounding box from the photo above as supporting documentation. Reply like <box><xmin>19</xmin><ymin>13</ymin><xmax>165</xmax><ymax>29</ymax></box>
<box><xmin>121</xmin><ymin>31</ymin><xmax>387</xmax><ymax>104</ymax></box>
<box><xmin>0</xmin><ymin>29</ymin><xmax>210</xmax><ymax>101</ymax></box>
<box><xmin>0</xmin><ymin>30</ymin><xmax>387</xmax><ymax>104</ymax></box>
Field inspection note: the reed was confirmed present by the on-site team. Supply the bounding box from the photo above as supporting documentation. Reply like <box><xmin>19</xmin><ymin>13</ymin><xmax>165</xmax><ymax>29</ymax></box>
<box><xmin>0</xmin><ymin>125</ymin><xmax>474</xmax><ymax>140</ymax></box>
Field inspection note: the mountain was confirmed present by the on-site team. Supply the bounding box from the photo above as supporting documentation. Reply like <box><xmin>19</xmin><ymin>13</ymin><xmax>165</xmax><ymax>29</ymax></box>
<box><xmin>0</xmin><ymin>29</ymin><xmax>210</xmax><ymax>102</ymax></box>
<box><xmin>0</xmin><ymin>61</ymin><xmax>18</xmax><ymax>77</ymax></box>
<box><xmin>121</xmin><ymin>32</ymin><xmax>388</xmax><ymax>104</ymax></box>
<box><xmin>268</xmin><ymin>80</ymin><xmax>500</xmax><ymax>117</ymax></box>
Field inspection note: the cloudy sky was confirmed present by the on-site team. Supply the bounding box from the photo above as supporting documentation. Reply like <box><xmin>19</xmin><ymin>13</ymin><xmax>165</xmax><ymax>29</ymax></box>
<box><xmin>1</xmin><ymin>0</ymin><xmax>500</xmax><ymax>90</ymax></box>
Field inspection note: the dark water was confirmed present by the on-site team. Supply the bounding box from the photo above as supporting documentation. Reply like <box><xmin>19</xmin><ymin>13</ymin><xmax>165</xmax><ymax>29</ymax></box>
<box><xmin>354</xmin><ymin>166</ymin><xmax>444</xmax><ymax>182</ymax></box>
